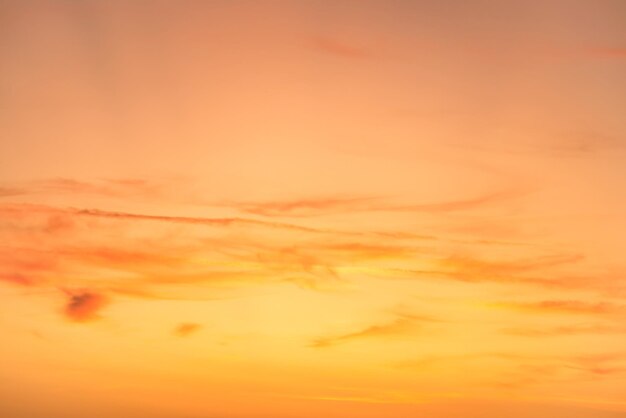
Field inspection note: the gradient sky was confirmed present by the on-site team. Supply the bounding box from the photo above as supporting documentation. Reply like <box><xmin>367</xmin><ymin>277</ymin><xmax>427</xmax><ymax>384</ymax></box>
<box><xmin>2</xmin><ymin>1</ymin><xmax>626</xmax><ymax>417</ymax></box>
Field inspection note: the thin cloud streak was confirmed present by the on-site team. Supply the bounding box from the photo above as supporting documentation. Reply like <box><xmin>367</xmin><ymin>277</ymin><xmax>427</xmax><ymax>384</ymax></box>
<box><xmin>233</xmin><ymin>188</ymin><xmax>531</xmax><ymax>218</ymax></box>
<box><xmin>501</xmin><ymin>324</ymin><xmax>626</xmax><ymax>337</ymax></box>
<box><xmin>492</xmin><ymin>300</ymin><xmax>623</xmax><ymax>316</ymax></box>
<box><xmin>311</xmin><ymin>36</ymin><xmax>371</xmax><ymax>59</ymax></box>
<box><xmin>311</xmin><ymin>313</ymin><xmax>438</xmax><ymax>348</ymax></box>
<box><xmin>586</xmin><ymin>46</ymin><xmax>626</xmax><ymax>58</ymax></box>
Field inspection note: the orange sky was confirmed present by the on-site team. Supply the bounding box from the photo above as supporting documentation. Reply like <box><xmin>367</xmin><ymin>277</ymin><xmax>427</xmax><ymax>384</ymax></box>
<box><xmin>2</xmin><ymin>1</ymin><xmax>626</xmax><ymax>417</ymax></box>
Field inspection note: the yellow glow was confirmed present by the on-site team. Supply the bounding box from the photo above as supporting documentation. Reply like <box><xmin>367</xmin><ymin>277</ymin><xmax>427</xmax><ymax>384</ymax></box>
<box><xmin>2</xmin><ymin>1</ymin><xmax>626</xmax><ymax>417</ymax></box>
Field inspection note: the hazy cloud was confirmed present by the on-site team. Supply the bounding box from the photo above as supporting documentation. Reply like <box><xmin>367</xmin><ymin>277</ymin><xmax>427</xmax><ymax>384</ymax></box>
<box><xmin>501</xmin><ymin>324</ymin><xmax>626</xmax><ymax>337</ymax></box>
<box><xmin>310</xmin><ymin>36</ymin><xmax>370</xmax><ymax>59</ymax></box>
<box><xmin>311</xmin><ymin>313</ymin><xmax>438</xmax><ymax>348</ymax></box>
<box><xmin>173</xmin><ymin>322</ymin><xmax>202</xmax><ymax>337</ymax></box>
<box><xmin>494</xmin><ymin>300</ymin><xmax>622</xmax><ymax>316</ymax></box>
<box><xmin>233</xmin><ymin>188</ymin><xmax>530</xmax><ymax>218</ymax></box>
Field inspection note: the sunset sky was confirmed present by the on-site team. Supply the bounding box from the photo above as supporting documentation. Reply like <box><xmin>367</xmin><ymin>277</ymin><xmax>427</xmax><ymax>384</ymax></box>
<box><xmin>2</xmin><ymin>1</ymin><xmax>626</xmax><ymax>417</ymax></box>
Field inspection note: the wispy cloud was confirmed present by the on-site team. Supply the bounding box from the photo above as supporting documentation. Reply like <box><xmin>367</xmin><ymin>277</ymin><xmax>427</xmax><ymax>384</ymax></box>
<box><xmin>375</xmin><ymin>252</ymin><xmax>588</xmax><ymax>291</ymax></box>
<box><xmin>310</xmin><ymin>313</ymin><xmax>438</xmax><ymax>348</ymax></box>
<box><xmin>232</xmin><ymin>188</ymin><xmax>530</xmax><ymax>218</ymax></box>
<box><xmin>310</xmin><ymin>36</ymin><xmax>370</xmax><ymax>59</ymax></box>
<box><xmin>1</xmin><ymin>178</ymin><xmax>164</xmax><ymax>200</ymax></box>
<box><xmin>493</xmin><ymin>300</ymin><xmax>622</xmax><ymax>316</ymax></box>
<box><xmin>0</xmin><ymin>248</ymin><xmax>61</xmax><ymax>287</ymax></box>
<box><xmin>35</xmin><ymin>178</ymin><xmax>161</xmax><ymax>198</ymax></box>
<box><xmin>501</xmin><ymin>324</ymin><xmax>626</xmax><ymax>337</ymax></box>
<box><xmin>0</xmin><ymin>187</ymin><xmax>25</xmax><ymax>197</ymax></box>
<box><xmin>440</xmin><ymin>253</ymin><xmax>585</xmax><ymax>279</ymax></box>
<box><xmin>585</xmin><ymin>46</ymin><xmax>626</xmax><ymax>58</ymax></box>
<box><xmin>397</xmin><ymin>351</ymin><xmax>626</xmax><ymax>389</ymax></box>
<box><xmin>0</xmin><ymin>202</ymin><xmax>336</xmax><ymax>235</ymax></box>
<box><xmin>0</xmin><ymin>273</ymin><xmax>35</xmax><ymax>286</ymax></box>
<box><xmin>0</xmin><ymin>178</ymin><xmax>614</xmax><ymax>335</ymax></box>
<box><xmin>235</xmin><ymin>196</ymin><xmax>381</xmax><ymax>217</ymax></box>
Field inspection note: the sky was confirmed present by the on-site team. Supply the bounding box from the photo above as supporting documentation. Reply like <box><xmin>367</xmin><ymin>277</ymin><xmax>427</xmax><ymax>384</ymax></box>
<box><xmin>2</xmin><ymin>1</ymin><xmax>626</xmax><ymax>417</ymax></box>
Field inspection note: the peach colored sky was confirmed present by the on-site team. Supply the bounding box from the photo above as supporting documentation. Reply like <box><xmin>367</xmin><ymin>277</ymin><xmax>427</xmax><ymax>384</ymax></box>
<box><xmin>2</xmin><ymin>1</ymin><xmax>626</xmax><ymax>417</ymax></box>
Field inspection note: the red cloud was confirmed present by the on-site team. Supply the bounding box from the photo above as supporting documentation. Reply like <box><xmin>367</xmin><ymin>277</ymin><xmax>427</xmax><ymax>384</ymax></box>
<box><xmin>62</xmin><ymin>290</ymin><xmax>109</xmax><ymax>322</ymax></box>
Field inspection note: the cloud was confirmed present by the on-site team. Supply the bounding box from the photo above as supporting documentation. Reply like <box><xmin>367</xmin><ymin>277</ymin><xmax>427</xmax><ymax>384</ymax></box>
<box><xmin>173</xmin><ymin>322</ymin><xmax>202</xmax><ymax>337</ymax></box>
<box><xmin>0</xmin><ymin>199</ymin><xmax>612</xmax><ymax>314</ymax></box>
<box><xmin>448</xmin><ymin>127</ymin><xmax>624</xmax><ymax>161</ymax></box>
<box><xmin>397</xmin><ymin>188</ymin><xmax>529</xmax><ymax>213</ymax></box>
<box><xmin>440</xmin><ymin>253</ymin><xmax>585</xmax><ymax>279</ymax></box>
<box><xmin>2</xmin><ymin>202</ymin><xmax>382</xmax><ymax>304</ymax></box>
<box><xmin>311</xmin><ymin>241</ymin><xmax>415</xmax><ymax>262</ymax></box>
<box><xmin>62</xmin><ymin>290</ymin><xmax>109</xmax><ymax>322</ymax></box>
<box><xmin>0</xmin><ymin>196</ymin><xmax>537</xmax><ymax>251</ymax></box>
<box><xmin>501</xmin><ymin>324</ymin><xmax>626</xmax><ymax>337</ymax></box>
<box><xmin>310</xmin><ymin>36</ymin><xmax>370</xmax><ymax>59</ymax></box>
<box><xmin>0</xmin><ymin>273</ymin><xmax>35</xmax><ymax>286</ymax></box>
<box><xmin>0</xmin><ymin>248</ymin><xmax>61</xmax><ymax>287</ymax></box>
<box><xmin>237</xmin><ymin>196</ymin><xmax>382</xmax><ymax>217</ymax></box>
<box><xmin>0</xmin><ymin>187</ymin><xmax>26</xmax><ymax>197</ymax></box>
<box><xmin>492</xmin><ymin>300</ymin><xmax>622</xmax><ymax>316</ymax></box>
<box><xmin>0</xmin><ymin>178</ymin><xmax>166</xmax><ymax>200</ymax></box>
<box><xmin>0</xmin><ymin>202</ymin><xmax>337</xmax><ymax>235</ymax></box>
<box><xmin>572</xmin><ymin>353</ymin><xmax>626</xmax><ymax>376</ymax></box>
<box><xmin>586</xmin><ymin>46</ymin><xmax>626</xmax><ymax>58</ymax></box>
<box><xmin>62</xmin><ymin>247</ymin><xmax>182</xmax><ymax>271</ymax></box>
<box><xmin>374</xmin><ymin>252</ymin><xmax>588</xmax><ymax>291</ymax></box>
<box><xmin>396</xmin><ymin>351</ymin><xmax>626</xmax><ymax>390</ymax></box>
<box><xmin>233</xmin><ymin>188</ymin><xmax>530</xmax><ymax>218</ymax></box>
<box><xmin>72</xmin><ymin>207</ymin><xmax>339</xmax><ymax>235</ymax></box>
<box><xmin>35</xmin><ymin>178</ymin><xmax>150</xmax><ymax>197</ymax></box>
<box><xmin>0</xmin><ymin>191</ymin><xmax>615</xmax><ymax>333</ymax></box>
<box><xmin>310</xmin><ymin>313</ymin><xmax>438</xmax><ymax>348</ymax></box>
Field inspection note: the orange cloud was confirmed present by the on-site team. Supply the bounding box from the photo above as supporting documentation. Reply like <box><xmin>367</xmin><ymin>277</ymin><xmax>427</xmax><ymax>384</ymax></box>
<box><xmin>233</xmin><ymin>188</ymin><xmax>529</xmax><ymax>218</ymax></box>
<box><xmin>0</xmin><ymin>273</ymin><xmax>35</xmax><ymax>286</ymax></box>
<box><xmin>311</xmin><ymin>313</ymin><xmax>437</xmax><ymax>348</ymax></box>
<box><xmin>397</xmin><ymin>351</ymin><xmax>626</xmax><ymax>389</ymax></box>
<box><xmin>441</xmin><ymin>253</ymin><xmax>585</xmax><ymax>278</ymax></box>
<box><xmin>0</xmin><ymin>178</ymin><xmax>167</xmax><ymax>201</ymax></box>
<box><xmin>501</xmin><ymin>324</ymin><xmax>626</xmax><ymax>337</ymax></box>
<box><xmin>174</xmin><ymin>322</ymin><xmax>202</xmax><ymax>337</ymax></box>
<box><xmin>397</xmin><ymin>188</ymin><xmax>530</xmax><ymax>213</ymax></box>
<box><xmin>237</xmin><ymin>196</ymin><xmax>381</xmax><ymax>217</ymax></box>
<box><xmin>494</xmin><ymin>300</ymin><xmax>622</xmax><ymax>316</ymax></box>
<box><xmin>311</xmin><ymin>36</ymin><xmax>370</xmax><ymax>59</ymax></box>
<box><xmin>382</xmin><ymin>255</ymin><xmax>589</xmax><ymax>290</ymax></box>
<box><xmin>586</xmin><ymin>46</ymin><xmax>626</xmax><ymax>58</ymax></box>
<box><xmin>62</xmin><ymin>247</ymin><xmax>183</xmax><ymax>271</ymax></box>
<box><xmin>0</xmin><ymin>202</ymin><xmax>338</xmax><ymax>236</ymax></box>
<box><xmin>0</xmin><ymin>186</ymin><xmax>25</xmax><ymax>197</ymax></box>
<box><xmin>73</xmin><ymin>207</ymin><xmax>339</xmax><ymax>235</ymax></box>
<box><xmin>0</xmin><ymin>198</ymin><xmax>614</xmax><ymax>320</ymax></box>
<box><xmin>0</xmin><ymin>248</ymin><xmax>61</xmax><ymax>287</ymax></box>
<box><xmin>62</xmin><ymin>290</ymin><xmax>110</xmax><ymax>322</ymax></box>
<box><xmin>37</xmin><ymin>178</ymin><xmax>152</xmax><ymax>197</ymax></box>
